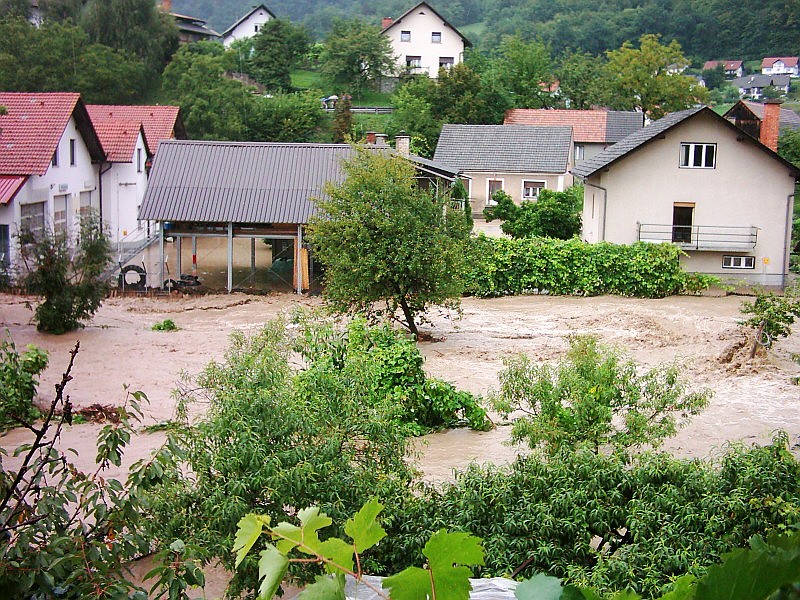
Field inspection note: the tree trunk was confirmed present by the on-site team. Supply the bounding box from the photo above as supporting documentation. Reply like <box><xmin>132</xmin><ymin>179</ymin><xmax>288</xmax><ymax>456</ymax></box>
<box><xmin>398</xmin><ymin>296</ymin><xmax>418</xmax><ymax>336</ymax></box>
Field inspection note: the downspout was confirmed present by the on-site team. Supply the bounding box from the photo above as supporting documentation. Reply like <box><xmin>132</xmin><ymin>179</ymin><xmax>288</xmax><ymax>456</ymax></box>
<box><xmin>582</xmin><ymin>179</ymin><xmax>608</xmax><ymax>241</ymax></box>
<box><xmin>98</xmin><ymin>162</ymin><xmax>112</xmax><ymax>223</ymax></box>
<box><xmin>782</xmin><ymin>191</ymin><xmax>795</xmax><ymax>288</ymax></box>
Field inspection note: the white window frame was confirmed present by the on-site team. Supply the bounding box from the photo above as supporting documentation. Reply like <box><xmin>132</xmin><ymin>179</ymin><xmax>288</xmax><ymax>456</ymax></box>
<box><xmin>400</xmin><ymin>30</ymin><xmax>411</xmax><ymax>42</ymax></box>
<box><xmin>722</xmin><ymin>255</ymin><xmax>755</xmax><ymax>269</ymax></box>
<box><xmin>486</xmin><ymin>178</ymin><xmax>504</xmax><ymax>205</ymax></box>
<box><xmin>522</xmin><ymin>180</ymin><xmax>546</xmax><ymax>200</ymax></box>
<box><xmin>431</xmin><ymin>31</ymin><xmax>442</xmax><ymax>43</ymax></box>
<box><xmin>680</xmin><ymin>142</ymin><xmax>716</xmax><ymax>169</ymax></box>
<box><xmin>574</xmin><ymin>144</ymin><xmax>585</xmax><ymax>162</ymax></box>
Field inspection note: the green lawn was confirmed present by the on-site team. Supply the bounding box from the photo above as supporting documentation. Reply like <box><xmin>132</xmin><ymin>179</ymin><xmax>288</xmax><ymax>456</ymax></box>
<box><xmin>291</xmin><ymin>69</ymin><xmax>324</xmax><ymax>90</ymax></box>
<box><xmin>460</xmin><ymin>22</ymin><xmax>486</xmax><ymax>37</ymax></box>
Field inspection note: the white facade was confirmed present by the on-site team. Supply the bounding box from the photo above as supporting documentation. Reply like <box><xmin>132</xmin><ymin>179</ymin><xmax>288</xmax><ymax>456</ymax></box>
<box><xmin>762</xmin><ymin>59</ymin><xmax>799</xmax><ymax>77</ymax></box>
<box><xmin>223</xmin><ymin>6</ymin><xmax>274</xmax><ymax>47</ymax></box>
<box><xmin>0</xmin><ymin>117</ymin><xmax>99</xmax><ymax>272</ymax></box>
<box><xmin>580</xmin><ymin>111</ymin><xmax>796</xmax><ymax>286</ymax></box>
<box><xmin>383</xmin><ymin>3</ymin><xmax>467</xmax><ymax>78</ymax></box>
<box><xmin>101</xmin><ymin>131</ymin><xmax>149</xmax><ymax>244</ymax></box>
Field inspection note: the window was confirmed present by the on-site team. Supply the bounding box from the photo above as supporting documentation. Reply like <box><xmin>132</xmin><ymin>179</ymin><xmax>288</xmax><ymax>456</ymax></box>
<box><xmin>137</xmin><ymin>148</ymin><xmax>143</xmax><ymax>173</ymax></box>
<box><xmin>20</xmin><ymin>202</ymin><xmax>46</xmax><ymax>238</ymax></box>
<box><xmin>0</xmin><ymin>225</ymin><xmax>9</xmax><ymax>268</ymax></box>
<box><xmin>69</xmin><ymin>138</ymin><xmax>76</xmax><ymax>166</ymax></box>
<box><xmin>79</xmin><ymin>191</ymin><xmax>92</xmax><ymax>217</ymax></box>
<box><xmin>53</xmin><ymin>194</ymin><xmax>68</xmax><ymax>236</ymax></box>
<box><xmin>254</xmin><ymin>24</ymin><xmax>260</xmax><ymax>33</ymax></box>
<box><xmin>672</xmin><ymin>203</ymin><xmax>694</xmax><ymax>243</ymax></box>
<box><xmin>574</xmin><ymin>144</ymin><xmax>585</xmax><ymax>162</ymax></box>
<box><xmin>400</xmin><ymin>30</ymin><xmax>411</xmax><ymax>42</ymax></box>
<box><xmin>522</xmin><ymin>180</ymin><xmax>546</xmax><ymax>200</ymax></box>
<box><xmin>680</xmin><ymin>143</ymin><xmax>716</xmax><ymax>168</ymax></box>
<box><xmin>405</xmin><ymin>55</ymin><xmax>422</xmax><ymax>68</ymax></box>
<box><xmin>431</xmin><ymin>31</ymin><xmax>441</xmax><ymax>43</ymax></box>
<box><xmin>52</xmin><ymin>147</ymin><xmax>59</xmax><ymax>167</ymax></box>
<box><xmin>487</xmin><ymin>179</ymin><xmax>503</xmax><ymax>205</ymax></box>
<box><xmin>439</xmin><ymin>56</ymin><xmax>454</xmax><ymax>69</ymax></box>
<box><xmin>723</xmin><ymin>255</ymin><xmax>755</xmax><ymax>269</ymax></box>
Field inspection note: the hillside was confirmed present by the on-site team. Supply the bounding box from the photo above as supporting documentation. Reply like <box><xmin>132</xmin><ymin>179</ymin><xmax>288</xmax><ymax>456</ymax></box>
<box><xmin>173</xmin><ymin>0</ymin><xmax>800</xmax><ymax>60</ymax></box>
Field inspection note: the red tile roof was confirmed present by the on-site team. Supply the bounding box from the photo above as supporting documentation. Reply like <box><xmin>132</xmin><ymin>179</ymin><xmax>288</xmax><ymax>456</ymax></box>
<box><xmin>0</xmin><ymin>92</ymin><xmax>82</xmax><ymax>175</ymax></box>
<box><xmin>86</xmin><ymin>105</ymin><xmax>184</xmax><ymax>152</ymax></box>
<box><xmin>703</xmin><ymin>60</ymin><xmax>742</xmax><ymax>71</ymax></box>
<box><xmin>93</xmin><ymin>121</ymin><xmax>147</xmax><ymax>162</ymax></box>
<box><xmin>0</xmin><ymin>175</ymin><xmax>27</xmax><ymax>205</ymax></box>
<box><xmin>504</xmin><ymin>109</ymin><xmax>610</xmax><ymax>142</ymax></box>
<box><xmin>761</xmin><ymin>56</ymin><xmax>799</xmax><ymax>68</ymax></box>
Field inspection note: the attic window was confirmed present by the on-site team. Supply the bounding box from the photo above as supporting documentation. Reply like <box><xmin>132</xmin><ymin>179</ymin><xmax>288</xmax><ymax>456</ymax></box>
<box><xmin>431</xmin><ymin>31</ymin><xmax>441</xmax><ymax>43</ymax></box>
<box><xmin>680</xmin><ymin>143</ymin><xmax>716</xmax><ymax>169</ymax></box>
<box><xmin>400</xmin><ymin>30</ymin><xmax>411</xmax><ymax>42</ymax></box>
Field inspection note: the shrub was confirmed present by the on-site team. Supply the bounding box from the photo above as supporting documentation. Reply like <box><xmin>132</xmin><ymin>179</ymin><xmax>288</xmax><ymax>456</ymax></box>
<box><xmin>0</xmin><ymin>334</ymin><xmax>47</xmax><ymax>430</ymax></box>
<box><xmin>152</xmin><ymin>318</ymin><xmax>180</xmax><ymax>331</ymax></box>
<box><xmin>740</xmin><ymin>280</ymin><xmax>800</xmax><ymax>348</ymax></box>
<box><xmin>484</xmin><ymin>186</ymin><xmax>583</xmax><ymax>240</ymax></box>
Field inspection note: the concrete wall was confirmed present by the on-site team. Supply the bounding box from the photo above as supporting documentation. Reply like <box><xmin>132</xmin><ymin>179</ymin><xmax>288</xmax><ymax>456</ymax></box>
<box><xmin>581</xmin><ymin>110</ymin><xmax>796</xmax><ymax>285</ymax></box>
<box><xmin>102</xmin><ymin>131</ymin><xmax>149</xmax><ymax>243</ymax></box>
<box><xmin>465</xmin><ymin>170</ymin><xmax>570</xmax><ymax>214</ymax></box>
<box><xmin>384</xmin><ymin>8</ymin><xmax>465</xmax><ymax>78</ymax></box>
<box><xmin>223</xmin><ymin>8</ymin><xmax>273</xmax><ymax>47</ymax></box>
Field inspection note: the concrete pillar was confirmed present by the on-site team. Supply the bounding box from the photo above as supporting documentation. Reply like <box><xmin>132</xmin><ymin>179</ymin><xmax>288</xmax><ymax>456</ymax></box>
<box><xmin>227</xmin><ymin>222</ymin><xmax>233</xmax><ymax>293</ymax></box>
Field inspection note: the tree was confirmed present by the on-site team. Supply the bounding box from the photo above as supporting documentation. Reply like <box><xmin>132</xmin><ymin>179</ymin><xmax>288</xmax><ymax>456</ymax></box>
<box><xmin>451</xmin><ymin>178</ymin><xmax>472</xmax><ymax>229</ymax></box>
<box><xmin>492</xmin><ymin>335</ymin><xmax>711</xmax><ymax>454</ymax></box>
<box><xmin>484</xmin><ymin>187</ymin><xmax>583</xmax><ymax>239</ymax></box>
<box><xmin>603</xmin><ymin>34</ymin><xmax>708</xmax><ymax>119</ymax></box>
<box><xmin>491</xmin><ymin>35</ymin><xmax>555</xmax><ymax>108</ymax></box>
<box><xmin>0</xmin><ymin>0</ymin><xmax>30</xmax><ymax>18</ymax></box>
<box><xmin>249</xmin><ymin>18</ymin><xmax>310</xmax><ymax>92</ymax></box>
<box><xmin>332</xmin><ymin>93</ymin><xmax>353</xmax><ymax>142</ymax></box>
<box><xmin>701</xmin><ymin>63</ymin><xmax>726</xmax><ymax>90</ymax></box>
<box><xmin>306</xmin><ymin>148</ymin><xmax>470</xmax><ymax>335</ymax></box>
<box><xmin>319</xmin><ymin>18</ymin><xmax>396</xmax><ymax>95</ymax></box>
<box><xmin>556</xmin><ymin>49</ymin><xmax>606</xmax><ymax>109</ymax></box>
<box><xmin>17</xmin><ymin>210</ymin><xmax>111</xmax><ymax>334</ymax></box>
<box><xmin>247</xmin><ymin>92</ymin><xmax>325</xmax><ymax>142</ymax></box>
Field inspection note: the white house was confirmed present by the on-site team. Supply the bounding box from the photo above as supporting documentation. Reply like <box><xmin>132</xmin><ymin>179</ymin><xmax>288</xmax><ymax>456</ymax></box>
<box><xmin>222</xmin><ymin>4</ymin><xmax>277</xmax><ymax>47</ymax></box>
<box><xmin>380</xmin><ymin>2</ymin><xmax>470</xmax><ymax>78</ymax></box>
<box><xmin>573</xmin><ymin>105</ymin><xmax>800</xmax><ymax>286</ymax></box>
<box><xmin>761</xmin><ymin>57</ymin><xmax>799</xmax><ymax>77</ymax></box>
<box><xmin>0</xmin><ymin>93</ymin><xmax>105</xmax><ymax>274</ymax></box>
<box><xmin>731</xmin><ymin>74</ymin><xmax>792</xmax><ymax>99</ymax></box>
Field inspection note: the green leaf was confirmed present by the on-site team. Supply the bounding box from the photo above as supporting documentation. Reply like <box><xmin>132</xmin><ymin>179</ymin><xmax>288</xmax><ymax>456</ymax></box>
<box><xmin>297</xmin><ymin>573</ymin><xmax>346</xmax><ymax>600</ymax></box>
<box><xmin>257</xmin><ymin>545</ymin><xmax>289</xmax><ymax>600</ymax></box>
<box><xmin>658</xmin><ymin>574</ymin><xmax>696</xmax><ymax>600</ymax></box>
<box><xmin>515</xmin><ymin>573</ymin><xmax>565</xmax><ymax>600</ymax></box>
<box><xmin>319</xmin><ymin>537</ymin><xmax>355</xmax><ymax>574</ymax></box>
<box><xmin>273</xmin><ymin>506</ymin><xmax>332</xmax><ymax>556</ymax></box>
<box><xmin>233</xmin><ymin>514</ymin><xmax>267</xmax><ymax>568</ymax></box>
<box><xmin>383</xmin><ymin>566</ymin><xmax>433</xmax><ymax>600</ymax></box>
<box><xmin>423</xmin><ymin>530</ymin><xmax>484</xmax><ymax>600</ymax></box>
<box><xmin>344</xmin><ymin>498</ymin><xmax>386</xmax><ymax>553</ymax></box>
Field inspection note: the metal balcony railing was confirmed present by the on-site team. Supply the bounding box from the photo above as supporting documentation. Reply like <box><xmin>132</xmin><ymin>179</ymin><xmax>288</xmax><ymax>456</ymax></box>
<box><xmin>637</xmin><ymin>223</ymin><xmax>758</xmax><ymax>251</ymax></box>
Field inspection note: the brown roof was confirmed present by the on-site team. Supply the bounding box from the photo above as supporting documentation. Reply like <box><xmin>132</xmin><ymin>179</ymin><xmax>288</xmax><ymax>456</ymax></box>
<box><xmin>86</xmin><ymin>105</ymin><xmax>186</xmax><ymax>152</ymax></box>
<box><xmin>703</xmin><ymin>60</ymin><xmax>742</xmax><ymax>71</ymax></box>
<box><xmin>504</xmin><ymin>109</ymin><xmax>643</xmax><ymax>144</ymax></box>
<box><xmin>761</xmin><ymin>56</ymin><xmax>799</xmax><ymax>68</ymax></box>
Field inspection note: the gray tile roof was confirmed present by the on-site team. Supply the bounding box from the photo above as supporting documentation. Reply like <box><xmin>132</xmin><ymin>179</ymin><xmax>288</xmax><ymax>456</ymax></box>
<box><xmin>571</xmin><ymin>107</ymin><xmax>704</xmax><ymax>178</ymax></box>
<box><xmin>605</xmin><ymin>111</ymin><xmax>646</xmax><ymax>142</ymax></box>
<box><xmin>139</xmin><ymin>141</ymin><xmax>460</xmax><ymax>224</ymax></box>
<box><xmin>731</xmin><ymin>74</ymin><xmax>791</xmax><ymax>89</ymax></box>
<box><xmin>433</xmin><ymin>124</ymin><xmax>572</xmax><ymax>173</ymax></box>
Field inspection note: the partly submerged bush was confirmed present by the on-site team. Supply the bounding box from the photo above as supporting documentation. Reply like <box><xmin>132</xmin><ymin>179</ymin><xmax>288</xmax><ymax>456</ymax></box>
<box><xmin>0</xmin><ymin>334</ymin><xmax>47</xmax><ymax>430</ymax></box>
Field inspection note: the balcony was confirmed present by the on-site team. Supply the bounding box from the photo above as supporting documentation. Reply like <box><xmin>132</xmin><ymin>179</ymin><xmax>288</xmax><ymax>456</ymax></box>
<box><xmin>637</xmin><ymin>223</ymin><xmax>758</xmax><ymax>251</ymax></box>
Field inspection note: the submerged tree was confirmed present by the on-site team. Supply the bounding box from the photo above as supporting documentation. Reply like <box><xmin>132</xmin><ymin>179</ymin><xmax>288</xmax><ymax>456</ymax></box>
<box><xmin>307</xmin><ymin>148</ymin><xmax>470</xmax><ymax>335</ymax></box>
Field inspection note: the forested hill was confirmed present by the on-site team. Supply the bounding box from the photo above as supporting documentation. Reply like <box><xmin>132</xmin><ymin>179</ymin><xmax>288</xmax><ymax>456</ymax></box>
<box><xmin>174</xmin><ymin>0</ymin><xmax>799</xmax><ymax>60</ymax></box>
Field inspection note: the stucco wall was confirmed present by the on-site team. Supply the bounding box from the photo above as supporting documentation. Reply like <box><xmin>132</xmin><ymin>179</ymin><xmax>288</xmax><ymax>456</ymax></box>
<box><xmin>102</xmin><ymin>132</ymin><xmax>149</xmax><ymax>243</ymax></box>
<box><xmin>384</xmin><ymin>8</ymin><xmax>465</xmax><ymax>78</ymax></box>
<box><xmin>581</xmin><ymin>111</ymin><xmax>796</xmax><ymax>285</ymax></box>
<box><xmin>464</xmin><ymin>171</ymin><xmax>570</xmax><ymax>213</ymax></box>
<box><xmin>223</xmin><ymin>9</ymin><xmax>273</xmax><ymax>46</ymax></box>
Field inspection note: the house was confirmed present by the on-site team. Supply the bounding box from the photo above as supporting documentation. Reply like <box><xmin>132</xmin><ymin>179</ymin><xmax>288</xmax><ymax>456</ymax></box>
<box><xmin>702</xmin><ymin>60</ymin><xmax>744</xmax><ymax>78</ymax></box>
<box><xmin>222</xmin><ymin>4</ymin><xmax>277</xmax><ymax>47</ymax></box>
<box><xmin>138</xmin><ymin>140</ymin><xmax>460</xmax><ymax>292</ymax></box>
<box><xmin>504</xmin><ymin>109</ymin><xmax>644</xmax><ymax>163</ymax></box>
<box><xmin>433</xmin><ymin>124</ymin><xmax>573</xmax><ymax>214</ymax></box>
<box><xmin>380</xmin><ymin>2</ymin><xmax>471</xmax><ymax>78</ymax></box>
<box><xmin>731</xmin><ymin>74</ymin><xmax>792</xmax><ymax>99</ymax></box>
<box><xmin>572</xmin><ymin>105</ymin><xmax>800</xmax><ymax>286</ymax></box>
<box><xmin>723</xmin><ymin>99</ymin><xmax>800</xmax><ymax>140</ymax></box>
<box><xmin>761</xmin><ymin>57</ymin><xmax>799</xmax><ymax>77</ymax></box>
<box><xmin>158</xmin><ymin>1</ymin><xmax>219</xmax><ymax>44</ymax></box>
<box><xmin>0</xmin><ymin>92</ymin><xmax>105</xmax><ymax>274</ymax></box>
<box><xmin>86</xmin><ymin>105</ymin><xmax>187</xmax><ymax>152</ymax></box>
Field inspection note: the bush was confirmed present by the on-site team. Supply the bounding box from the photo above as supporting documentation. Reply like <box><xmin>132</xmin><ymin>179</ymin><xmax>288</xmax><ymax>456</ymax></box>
<box><xmin>0</xmin><ymin>334</ymin><xmax>47</xmax><ymax>430</ymax></box>
<box><xmin>484</xmin><ymin>186</ymin><xmax>583</xmax><ymax>240</ymax></box>
<box><xmin>152</xmin><ymin>318</ymin><xmax>179</xmax><ymax>331</ymax></box>
<box><xmin>462</xmin><ymin>236</ymin><xmax>706</xmax><ymax>298</ymax></box>
<box><xmin>740</xmin><ymin>280</ymin><xmax>800</xmax><ymax>348</ymax></box>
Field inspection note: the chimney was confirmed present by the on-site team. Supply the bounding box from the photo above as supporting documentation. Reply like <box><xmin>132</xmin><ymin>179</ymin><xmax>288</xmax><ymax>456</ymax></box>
<box><xmin>761</xmin><ymin>99</ymin><xmax>782</xmax><ymax>152</ymax></box>
<box><xmin>381</xmin><ymin>17</ymin><xmax>393</xmax><ymax>29</ymax></box>
<box><xmin>375</xmin><ymin>133</ymin><xmax>388</xmax><ymax>147</ymax></box>
<box><xmin>395</xmin><ymin>132</ymin><xmax>411</xmax><ymax>156</ymax></box>
<box><xmin>365</xmin><ymin>131</ymin><xmax>377</xmax><ymax>145</ymax></box>
<box><xmin>160</xmin><ymin>0</ymin><xmax>172</xmax><ymax>12</ymax></box>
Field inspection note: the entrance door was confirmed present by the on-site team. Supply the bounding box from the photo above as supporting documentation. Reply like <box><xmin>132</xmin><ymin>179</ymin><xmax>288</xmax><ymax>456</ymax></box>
<box><xmin>672</xmin><ymin>204</ymin><xmax>694</xmax><ymax>243</ymax></box>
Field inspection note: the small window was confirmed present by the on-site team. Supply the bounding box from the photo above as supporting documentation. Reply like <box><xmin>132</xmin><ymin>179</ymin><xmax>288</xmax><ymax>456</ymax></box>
<box><xmin>405</xmin><ymin>55</ymin><xmax>422</xmax><ymax>68</ymax></box>
<box><xmin>20</xmin><ymin>202</ymin><xmax>46</xmax><ymax>238</ymax></box>
<box><xmin>574</xmin><ymin>144</ymin><xmax>585</xmax><ymax>162</ymax></box>
<box><xmin>80</xmin><ymin>191</ymin><xmax>92</xmax><ymax>217</ymax></box>
<box><xmin>487</xmin><ymin>179</ymin><xmax>503</xmax><ymax>205</ymax></box>
<box><xmin>52</xmin><ymin>147</ymin><xmax>59</xmax><ymax>167</ymax></box>
<box><xmin>69</xmin><ymin>138</ymin><xmax>76</xmax><ymax>166</ymax></box>
<box><xmin>439</xmin><ymin>56</ymin><xmax>454</xmax><ymax>68</ymax></box>
<box><xmin>722</xmin><ymin>255</ymin><xmax>755</xmax><ymax>269</ymax></box>
<box><xmin>680</xmin><ymin>143</ymin><xmax>716</xmax><ymax>169</ymax></box>
<box><xmin>254</xmin><ymin>24</ymin><xmax>260</xmax><ymax>33</ymax></box>
<box><xmin>53</xmin><ymin>194</ymin><xmax>68</xmax><ymax>236</ymax></box>
<box><xmin>0</xmin><ymin>224</ymin><xmax>9</xmax><ymax>268</ymax></box>
<box><xmin>522</xmin><ymin>180</ymin><xmax>546</xmax><ymax>200</ymax></box>
<box><xmin>400</xmin><ymin>30</ymin><xmax>411</xmax><ymax>42</ymax></box>
<box><xmin>431</xmin><ymin>31</ymin><xmax>441</xmax><ymax>43</ymax></box>
<box><xmin>137</xmin><ymin>148</ymin><xmax>143</xmax><ymax>173</ymax></box>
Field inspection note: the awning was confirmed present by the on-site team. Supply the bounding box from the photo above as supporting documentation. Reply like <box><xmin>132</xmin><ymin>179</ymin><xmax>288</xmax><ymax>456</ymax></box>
<box><xmin>0</xmin><ymin>176</ymin><xmax>27</xmax><ymax>205</ymax></box>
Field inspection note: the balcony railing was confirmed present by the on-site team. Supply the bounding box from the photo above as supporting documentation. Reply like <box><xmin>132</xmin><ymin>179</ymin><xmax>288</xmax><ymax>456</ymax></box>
<box><xmin>637</xmin><ymin>223</ymin><xmax>758</xmax><ymax>251</ymax></box>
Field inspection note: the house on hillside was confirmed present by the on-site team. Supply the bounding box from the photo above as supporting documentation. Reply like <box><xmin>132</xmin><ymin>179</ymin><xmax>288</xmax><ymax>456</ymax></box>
<box><xmin>572</xmin><ymin>105</ymin><xmax>800</xmax><ymax>286</ymax></box>
<box><xmin>731</xmin><ymin>74</ymin><xmax>792</xmax><ymax>99</ymax></box>
<box><xmin>158</xmin><ymin>1</ymin><xmax>220</xmax><ymax>44</ymax></box>
<box><xmin>723</xmin><ymin>99</ymin><xmax>800</xmax><ymax>140</ymax></box>
<box><xmin>380</xmin><ymin>1</ymin><xmax>471</xmax><ymax>78</ymax></box>
<box><xmin>761</xmin><ymin>57</ymin><xmax>799</xmax><ymax>77</ymax></box>
<box><xmin>703</xmin><ymin>60</ymin><xmax>744</xmax><ymax>78</ymax></box>
<box><xmin>504</xmin><ymin>109</ymin><xmax>643</xmax><ymax>163</ymax></box>
<box><xmin>433</xmin><ymin>124</ymin><xmax>573</xmax><ymax>214</ymax></box>
<box><xmin>222</xmin><ymin>4</ymin><xmax>277</xmax><ymax>47</ymax></box>
<box><xmin>0</xmin><ymin>92</ymin><xmax>105</xmax><ymax>274</ymax></box>
<box><xmin>138</xmin><ymin>140</ymin><xmax>461</xmax><ymax>292</ymax></box>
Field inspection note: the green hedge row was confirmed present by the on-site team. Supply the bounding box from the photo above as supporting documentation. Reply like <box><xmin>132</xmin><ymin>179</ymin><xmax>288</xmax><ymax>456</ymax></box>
<box><xmin>462</xmin><ymin>236</ymin><xmax>712</xmax><ymax>299</ymax></box>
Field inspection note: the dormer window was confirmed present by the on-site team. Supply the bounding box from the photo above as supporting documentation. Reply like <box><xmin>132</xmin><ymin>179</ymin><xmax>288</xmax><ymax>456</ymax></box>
<box><xmin>400</xmin><ymin>30</ymin><xmax>411</xmax><ymax>42</ymax></box>
<box><xmin>431</xmin><ymin>31</ymin><xmax>441</xmax><ymax>43</ymax></box>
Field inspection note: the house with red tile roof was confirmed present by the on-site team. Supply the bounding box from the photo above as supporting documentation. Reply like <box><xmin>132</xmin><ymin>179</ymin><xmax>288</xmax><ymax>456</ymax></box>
<box><xmin>761</xmin><ymin>57</ymin><xmax>799</xmax><ymax>77</ymax></box>
<box><xmin>702</xmin><ymin>60</ymin><xmax>743</xmax><ymax>78</ymax></box>
<box><xmin>0</xmin><ymin>92</ymin><xmax>105</xmax><ymax>274</ymax></box>
<box><xmin>86</xmin><ymin>105</ymin><xmax>187</xmax><ymax>152</ymax></box>
<box><xmin>504</xmin><ymin>109</ymin><xmax>644</xmax><ymax>163</ymax></box>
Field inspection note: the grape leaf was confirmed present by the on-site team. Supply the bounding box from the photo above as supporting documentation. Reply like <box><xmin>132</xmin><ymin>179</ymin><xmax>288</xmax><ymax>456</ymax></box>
<box><xmin>345</xmin><ymin>498</ymin><xmax>386</xmax><ymax>553</ymax></box>
<box><xmin>273</xmin><ymin>506</ymin><xmax>332</xmax><ymax>555</ymax></box>
<box><xmin>383</xmin><ymin>566</ymin><xmax>433</xmax><ymax>600</ymax></box>
<box><xmin>297</xmin><ymin>573</ymin><xmax>346</xmax><ymax>600</ymax></box>
<box><xmin>658</xmin><ymin>574</ymin><xmax>696</xmax><ymax>600</ymax></box>
<box><xmin>319</xmin><ymin>537</ymin><xmax>355</xmax><ymax>574</ymax></box>
<box><xmin>257</xmin><ymin>545</ymin><xmax>289</xmax><ymax>600</ymax></box>
<box><xmin>515</xmin><ymin>573</ymin><xmax>564</xmax><ymax>600</ymax></box>
<box><xmin>233</xmin><ymin>513</ymin><xmax>267</xmax><ymax>568</ymax></box>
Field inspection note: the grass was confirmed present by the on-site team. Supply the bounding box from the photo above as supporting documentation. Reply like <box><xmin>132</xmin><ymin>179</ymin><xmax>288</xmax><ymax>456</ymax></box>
<box><xmin>291</xmin><ymin>69</ymin><xmax>325</xmax><ymax>90</ymax></box>
<box><xmin>460</xmin><ymin>22</ymin><xmax>486</xmax><ymax>39</ymax></box>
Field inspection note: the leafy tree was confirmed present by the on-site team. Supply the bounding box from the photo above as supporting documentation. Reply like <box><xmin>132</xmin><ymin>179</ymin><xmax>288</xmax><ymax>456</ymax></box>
<box><xmin>491</xmin><ymin>35</ymin><xmax>555</xmax><ymax>108</ymax></box>
<box><xmin>603</xmin><ymin>34</ymin><xmax>709</xmax><ymax>119</ymax></box>
<box><xmin>332</xmin><ymin>93</ymin><xmax>353</xmax><ymax>142</ymax></box>
<box><xmin>740</xmin><ymin>280</ymin><xmax>800</xmax><ymax>348</ymax></box>
<box><xmin>451</xmin><ymin>178</ymin><xmax>472</xmax><ymax>229</ymax></box>
<box><xmin>248</xmin><ymin>91</ymin><xmax>325</xmax><ymax>142</ymax></box>
<box><xmin>17</xmin><ymin>210</ymin><xmax>111</xmax><ymax>335</ymax></box>
<box><xmin>556</xmin><ymin>49</ymin><xmax>607</xmax><ymax>109</ymax></box>
<box><xmin>249</xmin><ymin>18</ymin><xmax>310</xmax><ymax>92</ymax></box>
<box><xmin>319</xmin><ymin>18</ymin><xmax>396</xmax><ymax>95</ymax></box>
<box><xmin>0</xmin><ymin>0</ymin><xmax>30</xmax><ymax>18</ymax></box>
<box><xmin>701</xmin><ymin>63</ymin><xmax>726</xmax><ymax>90</ymax></box>
<box><xmin>492</xmin><ymin>334</ymin><xmax>711</xmax><ymax>454</ymax></box>
<box><xmin>0</xmin><ymin>336</ymin><xmax>47</xmax><ymax>431</ymax></box>
<box><xmin>307</xmin><ymin>148</ymin><xmax>470</xmax><ymax>335</ymax></box>
<box><xmin>484</xmin><ymin>187</ymin><xmax>583</xmax><ymax>239</ymax></box>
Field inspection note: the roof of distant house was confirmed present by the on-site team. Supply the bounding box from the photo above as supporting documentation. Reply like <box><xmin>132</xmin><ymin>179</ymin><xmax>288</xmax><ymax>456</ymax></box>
<box><xmin>731</xmin><ymin>74</ymin><xmax>791</xmax><ymax>88</ymax></box>
<box><xmin>703</xmin><ymin>60</ymin><xmax>742</xmax><ymax>71</ymax></box>
<box><xmin>381</xmin><ymin>1</ymin><xmax>471</xmax><ymax>47</ymax></box>
<box><xmin>572</xmin><ymin>106</ymin><xmax>800</xmax><ymax>179</ymax></box>
<box><xmin>222</xmin><ymin>3</ymin><xmax>277</xmax><ymax>37</ymax></box>
<box><xmin>740</xmin><ymin>100</ymin><xmax>800</xmax><ymax>130</ymax></box>
<box><xmin>87</xmin><ymin>104</ymin><xmax>186</xmax><ymax>150</ymax></box>
<box><xmin>503</xmin><ymin>109</ymin><xmax>643</xmax><ymax>144</ymax></box>
<box><xmin>92</xmin><ymin>121</ymin><xmax>149</xmax><ymax>163</ymax></box>
<box><xmin>0</xmin><ymin>92</ymin><xmax>104</xmax><ymax>176</ymax></box>
<box><xmin>171</xmin><ymin>12</ymin><xmax>220</xmax><ymax>38</ymax></box>
<box><xmin>761</xmin><ymin>56</ymin><xmax>799</xmax><ymax>68</ymax></box>
<box><xmin>433</xmin><ymin>124</ymin><xmax>572</xmax><ymax>173</ymax></box>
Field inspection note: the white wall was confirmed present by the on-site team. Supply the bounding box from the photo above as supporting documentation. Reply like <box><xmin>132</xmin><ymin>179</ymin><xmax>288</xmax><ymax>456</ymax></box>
<box><xmin>384</xmin><ymin>7</ymin><xmax>465</xmax><ymax>78</ymax></box>
<box><xmin>223</xmin><ymin>8</ymin><xmax>273</xmax><ymax>47</ymax></box>
<box><xmin>464</xmin><ymin>170</ymin><xmax>570</xmax><ymax>213</ymax></box>
<box><xmin>102</xmin><ymin>131</ymin><xmax>149</xmax><ymax>244</ymax></box>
